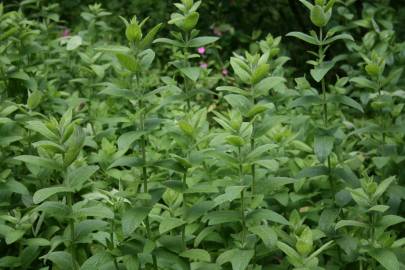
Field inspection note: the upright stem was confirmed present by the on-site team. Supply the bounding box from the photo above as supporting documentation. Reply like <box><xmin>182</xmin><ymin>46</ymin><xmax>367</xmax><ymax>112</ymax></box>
<box><xmin>376</xmin><ymin>77</ymin><xmax>386</xmax><ymax>144</ymax></box>
<box><xmin>319</xmin><ymin>27</ymin><xmax>335</xmax><ymax>196</ymax></box>
<box><xmin>250</xmin><ymin>137</ymin><xmax>256</xmax><ymax>194</ymax></box>
<box><xmin>183</xmin><ymin>32</ymin><xmax>191</xmax><ymax>112</ymax></box>
<box><xmin>238</xmin><ymin>147</ymin><xmax>247</xmax><ymax>246</ymax></box>
<box><xmin>181</xmin><ymin>171</ymin><xmax>188</xmax><ymax>247</ymax></box>
<box><xmin>136</xmin><ymin>72</ymin><xmax>158</xmax><ymax>270</ymax></box>
<box><xmin>67</xmin><ymin>193</ymin><xmax>76</xmax><ymax>268</ymax></box>
<box><xmin>319</xmin><ymin>28</ymin><xmax>328</xmax><ymax>128</ymax></box>
<box><xmin>65</xmin><ymin>171</ymin><xmax>77</xmax><ymax>270</ymax></box>
<box><xmin>111</xmin><ymin>219</ymin><xmax>119</xmax><ymax>270</ymax></box>
<box><xmin>250</xmin><ymin>86</ymin><xmax>256</xmax><ymax>194</ymax></box>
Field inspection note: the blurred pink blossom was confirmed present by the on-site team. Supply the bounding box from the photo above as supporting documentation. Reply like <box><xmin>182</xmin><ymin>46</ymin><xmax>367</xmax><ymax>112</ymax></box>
<box><xmin>62</xmin><ymin>28</ymin><xmax>70</xmax><ymax>37</ymax></box>
<box><xmin>197</xmin><ymin>47</ymin><xmax>206</xmax><ymax>55</ymax></box>
<box><xmin>200</xmin><ymin>62</ymin><xmax>208</xmax><ymax>69</ymax></box>
<box><xmin>222</xmin><ymin>68</ymin><xmax>229</xmax><ymax>76</ymax></box>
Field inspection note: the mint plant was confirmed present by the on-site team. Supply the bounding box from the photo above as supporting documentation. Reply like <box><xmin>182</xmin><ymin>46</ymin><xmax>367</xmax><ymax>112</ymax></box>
<box><xmin>155</xmin><ymin>0</ymin><xmax>219</xmax><ymax>111</ymax></box>
<box><xmin>1</xmin><ymin>1</ymin><xmax>405</xmax><ymax>269</ymax></box>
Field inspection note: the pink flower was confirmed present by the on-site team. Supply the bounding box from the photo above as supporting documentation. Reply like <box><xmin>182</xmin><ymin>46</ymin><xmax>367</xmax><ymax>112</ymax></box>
<box><xmin>197</xmin><ymin>47</ymin><xmax>206</xmax><ymax>55</ymax></box>
<box><xmin>200</xmin><ymin>62</ymin><xmax>208</xmax><ymax>69</ymax></box>
<box><xmin>62</xmin><ymin>28</ymin><xmax>70</xmax><ymax>37</ymax></box>
<box><xmin>222</xmin><ymin>68</ymin><xmax>229</xmax><ymax>76</ymax></box>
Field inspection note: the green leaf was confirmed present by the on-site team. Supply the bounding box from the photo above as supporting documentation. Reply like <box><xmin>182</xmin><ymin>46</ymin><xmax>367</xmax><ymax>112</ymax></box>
<box><xmin>369</xmin><ymin>249</ymin><xmax>399</xmax><ymax>270</ymax></box>
<box><xmin>45</xmin><ymin>251</ymin><xmax>77</xmax><ymax>270</ymax></box>
<box><xmin>154</xmin><ymin>38</ymin><xmax>184</xmax><ymax>47</ymax></box>
<box><xmin>35</xmin><ymin>201</ymin><xmax>72</xmax><ymax>217</ymax></box>
<box><xmin>328</xmin><ymin>94</ymin><xmax>364</xmax><ymax>113</ymax></box>
<box><xmin>249</xmin><ymin>225</ymin><xmax>277</xmax><ymax>248</ymax></box>
<box><xmin>5</xmin><ymin>230</ymin><xmax>25</xmax><ymax>245</ymax></box>
<box><xmin>323</xmin><ymin>33</ymin><xmax>354</xmax><ymax>45</ymax></box>
<box><xmin>246</xmin><ymin>209</ymin><xmax>289</xmax><ymax>225</ymax></box>
<box><xmin>116</xmin><ymin>53</ymin><xmax>138</xmax><ymax>72</ymax></box>
<box><xmin>224</xmin><ymin>94</ymin><xmax>252</xmax><ymax>115</ymax></box>
<box><xmin>230</xmin><ymin>57</ymin><xmax>251</xmax><ymax>83</ymax></box>
<box><xmin>63</xmin><ymin>127</ymin><xmax>85</xmax><ymax>167</ymax></box>
<box><xmin>80</xmin><ymin>252</ymin><xmax>113</xmax><ymax>270</ymax></box>
<box><xmin>108</xmin><ymin>156</ymin><xmax>144</xmax><ymax>169</ymax></box>
<box><xmin>374</xmin><ymin>176</ymin><xmax>395</xmax><ymax>200</ymax></box>
<box><xmin>254</xmin><ymin>76</ymin><xmax>285</xmax><ymax>92</ymax></box>
<box><xmin>286</xmin><ymin>31</ymin><xmax>319</xmax><ymax>45</ymax></box>
<box><xmin>140</xmin><ymin>23</ymin><xmax>163</xmax><ymax>49</ymax></box>
<box><xmin>25</xmin><ymin>121</ymin><xmax>58</xmax><ymax>141</ymax></box>
<box><xmin>299</xmin><ymin>0</ymin><xmax>314</xmax><ymax>10</ymax></box>
<box><xmin>33</xmin><ymin>186</ymin><xmax>73</xmax><ymax>204</ymax></box>
<box><xmin>319</xmin><ymin>208</ymin><xmax>339</xmax><ymax>232</ymax></box>
<box><xmin>246</xmin><ymin>144</ymin><xmax>277</xmax><ymax>161</ymax></box>
<box><xmin>159</xmin><ymin>217</ymin><xmax>186</xmax><ymax>234</ymax></box>
<box><xmin>185</xmin><ymin>201</ymin><xmax>215</xmax><ymax>223</ymax></box>
<box><xmin>310</xmin><ymin>61</ymin><xmax>335</xmax><ymax>82</ymax></box>
<box><xmin>25</xmin><ymin>238</ymin><xmax>51</xmax><ymax>247</ymax></box>
<box><xmin>117</xmin><ymin>131</ymin><xmax>143</xmax><ymax>150</ymax></box>
<box><xmin>290</xmin><ymin>95</ymin><xmax>323</xmax><ymax>108</ymax></box>
<box><xmin>98</xmin><ymin>83</ymin><xmax>135</xmax><ymax>99</ymax></box>
<box><xmin>154</xmin><ymin>159</ymin><xmax>188</xmax><ymax>173</ymax></box>
<box><xmin>180</xmin><ymin>67</ymin><xmax>201</xmax><ymax>82</ymax></box>
<box><xmin>350</xmin><ymin>77</ymin><xmax>375</xmax><ymax>89</ymax></box>
<box><xmin>368</xmin><ymin>205</ymin><xmax>389</xmax><ymax>213</ymax></box>
<box><xmin>335</xmin><ymin>220</ymin><xmax>368</xmax><ymax>230</ymax></box>
<box><xmin>75</xmin><ymin>205</ymin><xmax>114</xmax><ymax>219</ymax></box>
<box><xmin>251</xmin><ymin>64</ymin><xmax>270</xmax><ymax>84</ymax></box>
<box><xmin>67</xmin><ymin>165</ymin><xmax>98</xmax><ymax>191</ymax></box>
<box><xmin>277</xmin><ymin>241</ymin><xmax>301</xmax><ymax>261</ymax></box>
<box><xmin>378</xmin><ymin>215</ymin><xmax>405</xmax><ymax>229</ymax></box>
<box><xmin>67</xmin><ymin>36</ymin><xmax>82</xmax><ymax>50</ymax></box>
<box><xmin>296</xmin><ymin>226</ymin><xmax>313</xmax><ymax>256</ymax></box>
<box><xmin>139</xmin><ymin>49</ymin><xmax>155</xmax><ymax>69</ymax></box>
<box><xmin>206</xmin><ymin>210</ymin><xmax>240</xmax><ymax>225</ymax></box>
<box><xmin>188</xmin><ymin>36</ymin><xmax>219</xmax><ymax>47</ymax></box>
<box><xmin>0</xmin><ymin>256</ymin><xmax>20</xmax><ymax>268</ymax></box>
<box><xmin>75</xmin><ymin>220</ymin><xmax>108</xmax><ymax>241</ymax></box>
<box><xmin>306</xmin><ymin>240</ymin><xmax>334</xmax><ymax>261</ymax></box>
<box><xmin>226</xmin><ymin>135</ymin><xmax>245</xmax><ymax>147</ymax></box>
<box><xmin>122</xmin><ymin>207</ymin><xmax>150</xmax><ymax>237</ymax></box>
<box><xmin>214</xmin><ymin>186</ymin><xmax>245</xmax><ymax>206</ymax></box>
<box><xmin>216</xmin><ymin>86</ymin><xmax>247</xmax><ymax>95</ymax></box>
<box><xmin>296</xmin><ymin>166</ymin><xmax>329</xmax><ymax>178</ymax></box>
<box><xmin>254</xmin><ymin>159</ymin><xmax>279</xmax><ymax>172</ymax></box>
<box><xmin>180</xmin><ymin>249</ymin><xmax>211</xmax><ymax>262</ymax></box>
<box><xmin>246</xmin><ymin>103</ymin><xmax>274</xmax><ymax>118</ymax></box>
<box><xmin>314</xmin><ymin>136</ymin><xmax>334</xmax><ymax>163</ymax></box>
<box><xmin>217</xmin><ymin>249</ymin><xmax>254</xmax><ymax>270</ymax></box>
<box><xmin>95</xmin><ymin>45</ymin><xmax>130</xmax><ymax>53</ymax></box>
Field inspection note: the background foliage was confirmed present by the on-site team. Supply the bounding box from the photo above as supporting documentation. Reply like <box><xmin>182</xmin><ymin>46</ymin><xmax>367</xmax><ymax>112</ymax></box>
<box><xmin>1</xmin><ymin>0</ymin><xmax>405</xmax><ymax>269</ymax></box>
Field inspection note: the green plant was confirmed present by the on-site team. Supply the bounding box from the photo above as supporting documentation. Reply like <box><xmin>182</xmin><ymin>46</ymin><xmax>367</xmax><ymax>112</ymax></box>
<box><xmin>1</xmin><ymin>0</ymin><xmax>405</xmax><ymax>269</ymax></box>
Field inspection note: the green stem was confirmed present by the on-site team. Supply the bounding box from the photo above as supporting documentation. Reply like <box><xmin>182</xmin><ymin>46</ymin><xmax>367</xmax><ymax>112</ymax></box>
<box><xmin>67</xmin><ymin>192</ymin><xmax>77</xmax><ymax>269</ymax></box>
<box><xmin>183</xmin><ymin>32</ymin><xmax>191</xmax><ymax>112</ymax></box>
<box><xmin>238</xmin><ymin>147</ymin><xmax>247</xmax><ymax>246</ymax></box>
<box><xmin>64</xmin><ymin>171</ymin><xmax>77</xmax><ymax>269</ymax></box>
<box><xmin>136</xmin><ymin>72</ymin><xmax>158</xmax><ymax>270</ymax></box>
<box><xmin>377</xmin><ymin>77</ymin><xmax>386</xmax><ymax>144</ymax></box>
<box><xmin>111</xmin><ymin>220</ymin><xmax>119</xmax><ymax>270</ymax></box>
<box><xmin>319</xmin><ymin>27</ymin><xmax>334</xmax><ymax>196</ymax></box>
<box><xmin>250</xmin><ymin>86</ymin><xmax>256</xmax><ymax>194</ymax></box>
<box><xmin>182</xmin><ymin>171</ymin><xmax>188</xmax><ymax>248</ymax></box>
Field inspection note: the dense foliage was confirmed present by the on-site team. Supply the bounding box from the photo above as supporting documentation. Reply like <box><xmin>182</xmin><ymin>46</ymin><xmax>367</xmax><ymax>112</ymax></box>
<box><xmin>1</xmin><ymin>0</ymin><xmax>405</xmax><ymax>269</ymax></box>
